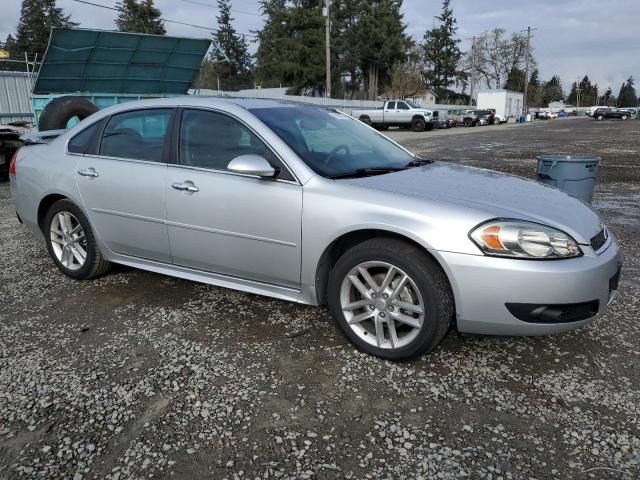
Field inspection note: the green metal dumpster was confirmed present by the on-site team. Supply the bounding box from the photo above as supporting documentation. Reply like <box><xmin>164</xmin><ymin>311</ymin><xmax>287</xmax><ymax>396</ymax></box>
<box><xmin>536</xmin><ymin>155</ymin><xmax>600</xmax><ymax>204</ymax></box>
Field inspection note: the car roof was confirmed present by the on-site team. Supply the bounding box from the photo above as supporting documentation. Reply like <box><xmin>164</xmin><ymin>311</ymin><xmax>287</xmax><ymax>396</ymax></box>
<box><xmin>92</xmin><ymin>96</ymin><xmax>317</xmax><ymax>115</ymax></box>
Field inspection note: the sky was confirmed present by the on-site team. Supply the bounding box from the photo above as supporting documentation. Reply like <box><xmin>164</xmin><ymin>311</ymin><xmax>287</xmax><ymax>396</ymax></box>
<box><xmin>1</xmin><ymin>0</ymin><xmax>638</xmax><ymax>95</ymax></box>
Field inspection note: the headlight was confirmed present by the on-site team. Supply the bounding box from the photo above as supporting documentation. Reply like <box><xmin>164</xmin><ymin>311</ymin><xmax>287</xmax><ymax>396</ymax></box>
<box><xmin>469</xmin><ymin>220</ymin><xmax>582</xmax><ymax>259</ymax></box>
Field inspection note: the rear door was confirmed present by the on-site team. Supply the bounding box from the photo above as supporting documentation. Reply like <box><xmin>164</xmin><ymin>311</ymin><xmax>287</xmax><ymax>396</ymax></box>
<box><xmin>165</xmin><ymin>108</ymin><xmax>302</xmax><ymax>288</ymax></box>
<box><xmin>75</xmin><ymin>108</ymin><xmax>174</xmax><ymax>262</ymax></box>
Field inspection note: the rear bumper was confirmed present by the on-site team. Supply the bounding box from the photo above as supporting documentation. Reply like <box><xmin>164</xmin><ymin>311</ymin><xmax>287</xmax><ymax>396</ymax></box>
<box><xmin>438</xmin><ymin>238</ymin><xmax>622</xmax><ymax>336</ymax></box>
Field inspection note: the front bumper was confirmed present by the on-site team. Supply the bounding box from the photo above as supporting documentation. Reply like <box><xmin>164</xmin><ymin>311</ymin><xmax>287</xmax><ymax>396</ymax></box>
<box><xmin>438</xmin><ymin>238</ymin><xmax>622</xmax><ymax>336</ymax></box>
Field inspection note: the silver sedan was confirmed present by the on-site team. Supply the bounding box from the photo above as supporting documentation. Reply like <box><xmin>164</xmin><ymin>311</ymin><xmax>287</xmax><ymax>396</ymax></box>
<box><xmin>10</xmin><ymin>97</ymin><xmax>622</xmax><ymax>360</ymax></box>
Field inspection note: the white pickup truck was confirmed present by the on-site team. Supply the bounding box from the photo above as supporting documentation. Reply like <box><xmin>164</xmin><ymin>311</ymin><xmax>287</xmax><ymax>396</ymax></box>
<box><xmin>352</xmin><ymin>100</ymin><xmax>437</xmax><ymax>132</ymax></box>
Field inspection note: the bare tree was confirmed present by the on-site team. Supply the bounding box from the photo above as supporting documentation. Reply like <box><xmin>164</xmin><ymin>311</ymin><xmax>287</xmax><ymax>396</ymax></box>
<box><xmin>384</xmin><ymin>49</ymin><xmax>424</xmax><ymax>99</ymax></box>
<box><xmin>463</xmin><ymin>28</ymin><xmax>535</xmax><ymax>89</ymax></box>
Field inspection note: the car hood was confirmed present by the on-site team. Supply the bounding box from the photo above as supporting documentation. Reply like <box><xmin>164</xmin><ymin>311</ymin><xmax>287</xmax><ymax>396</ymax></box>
<box><xmin>342</xmin><ymin>162</ymin><xmax>602</xmax><ymax>244</ymax></box>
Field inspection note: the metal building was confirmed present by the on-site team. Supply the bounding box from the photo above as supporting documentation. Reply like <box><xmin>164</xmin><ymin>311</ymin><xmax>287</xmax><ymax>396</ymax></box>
<box><xmin>0</xmin><ymin>71</ymin><xmax>33</xmax><ymax>124</ymax></box>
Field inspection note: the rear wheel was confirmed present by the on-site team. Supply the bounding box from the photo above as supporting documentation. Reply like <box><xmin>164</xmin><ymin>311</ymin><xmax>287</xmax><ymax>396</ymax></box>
<box><xmin>596</xmin><ymin>115</ymin><xmax>604</xmax><ymax>121</ymax></box>
<box><xmin>360</xmin><ymin>116</ymin><xmax>372</xmax><ymax>126</ymax></box>
<box><xmin>327</xmin><ymin>238</ymin><xmax>454</xmax><ymax>360</ymax></box>
<box><xmin>411</xmin><ymin>118</ymin><xmax>426</xmax><ymax>132</ymax></box>
<box><xmin>44</xmin><ymin>199</ymin><xmax>111</xmax><ymax>280</ymax></box>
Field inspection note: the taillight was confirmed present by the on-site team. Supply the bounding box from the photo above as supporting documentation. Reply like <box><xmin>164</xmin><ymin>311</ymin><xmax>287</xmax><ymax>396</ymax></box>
<box><xmin>9</xmin><ymin>149</ymin><xmax>19</xmax><ymax>176</ymax></box>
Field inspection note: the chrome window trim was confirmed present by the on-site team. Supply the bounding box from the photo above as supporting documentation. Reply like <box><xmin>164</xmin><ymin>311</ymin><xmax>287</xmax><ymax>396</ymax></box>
<box><xmin>75</xmin><ymin>153</ymin><xmax>168</xmax><ymax>167</ymax></box>
<box><xmin>166</xmin><ymin>162</ymin><xmax>300</xmax><ymax>186</ymax></box>
<box><xmin>176</xmin><ymin>106</ymin><xmax>301</xmax><ymax>185</ymax></box>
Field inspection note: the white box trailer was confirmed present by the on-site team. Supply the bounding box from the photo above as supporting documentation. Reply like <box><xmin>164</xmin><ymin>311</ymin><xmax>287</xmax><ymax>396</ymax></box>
<box><xmin>476</xmin><ymin>90</ymin><xmax>524</xmax><ymax>123</ymax></box>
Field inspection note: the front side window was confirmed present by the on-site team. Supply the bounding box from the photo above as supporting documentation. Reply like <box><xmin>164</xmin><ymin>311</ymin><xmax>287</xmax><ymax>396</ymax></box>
<box><xmin>250</xmin><ymin>107</ymin><xmax>417</xmax><ymax>178</ymax></box>
<box><xmin>396</xmin><ymin>102</ymin><xmax>409</xmax><ymax>110</ymax></box>
<box><xmin>178</xmin><ymin>109</ymin><xmax>293</xmax><ymax>180</ymax></box>
<box><xmin>99</xmin><ymin>109</ymin><xmax>172</xmax><ymax>162</ymax></box>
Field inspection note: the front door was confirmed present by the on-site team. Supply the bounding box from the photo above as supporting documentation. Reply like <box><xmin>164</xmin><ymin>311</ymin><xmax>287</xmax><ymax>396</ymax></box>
<box><xmin>165</xmin><ymin>108</ymin><xmax>302</xmax><ymax>288</ymax></box>
<box><xmin>75</xmin><ymin>108</ymin><xmax>173</xmax><ymax>263</ymax></box>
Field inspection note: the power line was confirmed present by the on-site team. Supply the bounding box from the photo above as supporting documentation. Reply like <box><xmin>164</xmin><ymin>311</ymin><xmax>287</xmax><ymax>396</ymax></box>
<box><xmin>180</xmin><ymin>0</ymin><xmax>265</xmax><ymax>18</ymax></box>
<box><xmin>69</xmin><ymin>0</ymin><xmax>258</xmax><ymax>38</ymax></box>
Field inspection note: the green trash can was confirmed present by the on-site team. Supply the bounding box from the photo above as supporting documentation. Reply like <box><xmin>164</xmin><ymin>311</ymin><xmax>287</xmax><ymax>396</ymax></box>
<box><xmin>536</xmin><ymin>155</ymin><xmax>600</xmax><ymax>204</ymax></box>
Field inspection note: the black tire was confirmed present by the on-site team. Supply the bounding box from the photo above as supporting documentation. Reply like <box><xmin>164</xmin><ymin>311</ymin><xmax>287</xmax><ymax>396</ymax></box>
<box><xmin>38</xmin><ymin>96</ymin><xmax>99</xmax><ymax>131</ymax></box>
<box><xmin>44</xmin><ymin>199</ymin><xmax>112</xmax><ymax>280</ymax></box>
<box><xmin>464</xmin><ymin>118</ymin><xmax>473</xmax><ymax>127</ymax></box>
<box><xmin>359</xmin><ymin>116</ymin><xmax>372</xmax><ymax>126</ymax></box>
<box><xmin>411</xmin><ymin>118</ymin><xmax>426</xmax><ymax>132</ymax></box>
<box><xmin>327</xmin><ymin>238</ymin><xmax>454</xmax><ymax>360</ymax></box>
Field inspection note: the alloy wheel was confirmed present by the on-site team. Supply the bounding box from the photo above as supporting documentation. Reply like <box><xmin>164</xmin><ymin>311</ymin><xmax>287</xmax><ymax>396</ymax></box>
<box><xmin>339</xmin><ymin>261</ymin><xmax>425</xmax><ymax>350</ymax></box>
<box><xmin>49</xmin><ymin>211</ymin><xmax>87</xmax><ymax>270</ymax></box>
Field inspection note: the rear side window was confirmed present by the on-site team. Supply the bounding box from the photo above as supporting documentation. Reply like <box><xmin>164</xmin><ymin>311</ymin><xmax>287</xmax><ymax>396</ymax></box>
<box><xmin>99</xmin><ymin>109</ymin><xmax>172</xmax><ymax>162</ymax></box>
<box><xmin>68</xmin><ymin>119</ymin><xmax>104</xmax><ymax>154</ymax></box>
<box><xmin>387</xmin><ymin>102</ymin><xmax>395</xmax><ymax>109</ymax></box>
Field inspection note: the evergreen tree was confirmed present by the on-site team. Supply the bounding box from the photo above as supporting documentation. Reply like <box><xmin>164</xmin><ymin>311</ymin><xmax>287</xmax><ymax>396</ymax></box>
<box><xmin>421</xmin><ymin>0</ymin><xmax>462</xmax><ymax>97</ymax></box>
<box><xmin>357</xmin><ymin>0</ymin><xmax>411</xmax><ymax>100</ymax></box>
<box><xmin>0</xmin><ymin>35</ymin><xmax>18</xmax><ymax>71</ymax></box>
<box><xmin>617</xmin><ymin>76</ymin><xmax>638</xmax><ymax>107</ymax></box>
<box><xmin>116</xmin><ymin>0</ymin><xmax>166</xmax><ymax>34</ymax></box>
<box><xmin>14</xmin><ymin>0</ymin><xmax>77</xmax><ymax>60</ymax></box>
<box><xmin>566</xmin><ymin>75</ymin><xmax>597</xmax><ymax>106</ymax></box>
<box><xmin>503</xmin><ymin>66</ymin><xmax>525</xmax><ymax>91</ymax></box>
<box><xmin>207</xmin><ymin>0</ymin><xmax>253</xmax><ymax>90</ymax></box>
<box><xmin>254</xmin><ymin>0</ymin><xmax>409</xmax><ymax>98</ymax></box>
<box><xmin>527</xmin><ymin>68</ymin><xmax>543</xmax><ymax>107</ymax></box>
<box><xmin>253</xmin><ymin>0</ymin><xmax>289</xmax><ymax>88</ymax></box>
<box><xmin>542</xmin><ymin>75</ymin><xmax>564</xmax><ymax>105</ymax></box>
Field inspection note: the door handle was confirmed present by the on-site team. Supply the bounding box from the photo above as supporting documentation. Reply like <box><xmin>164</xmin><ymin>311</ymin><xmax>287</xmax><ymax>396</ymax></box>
<box><xmin>77</xmin><ymin>168</ymin><xmax>99</xmax><ymax>178</ymax></box>
<box><xmin>171</xmin><ymin>182</ymin><xmax>199</xmax><ymax>193</ymax></box>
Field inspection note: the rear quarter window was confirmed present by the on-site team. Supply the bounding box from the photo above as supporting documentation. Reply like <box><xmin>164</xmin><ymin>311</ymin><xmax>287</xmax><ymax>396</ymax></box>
<box><xmin>68</xmin><ymin>119</ymin><xmax>105</xmax><ymax>154</ymax></box>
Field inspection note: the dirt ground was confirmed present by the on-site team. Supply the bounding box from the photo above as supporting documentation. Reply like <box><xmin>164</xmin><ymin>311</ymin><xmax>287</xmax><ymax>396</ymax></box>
<box><xmin>1</xmin><ymin>117</ymin><xmax>638</xmax><ymax>479</ymax></box>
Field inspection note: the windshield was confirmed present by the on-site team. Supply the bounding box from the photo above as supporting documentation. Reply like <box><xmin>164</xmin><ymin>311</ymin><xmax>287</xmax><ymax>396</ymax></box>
<box><xmin>249</xmin><ymin>107</ymin><xmax>417</xmax><ymax>178</ymax></box>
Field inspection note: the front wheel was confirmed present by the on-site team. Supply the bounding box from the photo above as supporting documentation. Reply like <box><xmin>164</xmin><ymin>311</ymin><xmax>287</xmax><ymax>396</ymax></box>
<box><xmin>44</xmin><ymin>199</ymin><xmax>112</xmax><ymax>280</ymax></box>
<box><xmin>621</xmin><ymin>115</ymin><xmax>628</xmax><ymax>120</ymax></box>
<box><xmin>327</xmin><ymin>238</ymin><xmax>454</xmax><ymax>360</ymax></box>
<box><xmin>411</xmin><ymin>118</ymin><xmax>426</xmax><ymax>132</ymax></box>
<box><xmin>464</xmin><ymin>119</ymin><xmax>473</xmax><ymax>127</ymax></box>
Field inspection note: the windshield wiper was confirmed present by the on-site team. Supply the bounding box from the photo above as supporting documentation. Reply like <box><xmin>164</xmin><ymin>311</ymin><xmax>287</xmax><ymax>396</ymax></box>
<box><xmin>405</xmin><ymin>158</ymin><xmax>434</xmax><ymax>167</ymax></box>
<box><xmin>329</xmin><ymin>167</ymin><xmax>407</xmax><ymax>179</ymax></box>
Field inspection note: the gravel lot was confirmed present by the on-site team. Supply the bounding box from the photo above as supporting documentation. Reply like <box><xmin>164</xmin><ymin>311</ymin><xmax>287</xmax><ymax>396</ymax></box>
<box><xmin>1</xmin><ymin>117</ymin><xmax>639</xmax><ymax>479</ymax></box>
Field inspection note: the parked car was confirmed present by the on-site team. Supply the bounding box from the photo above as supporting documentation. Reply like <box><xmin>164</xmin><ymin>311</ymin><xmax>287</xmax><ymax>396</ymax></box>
<box><xmin>10</xmin><ymin>97</ymin><xmax>623</xmax><ymax>360</ymax></box>
<box><xmin>593</xmin><ymin>108</ymin><xmax>632</xmax><ymax>121</ymax></box>
<box><xmin>432</xmin><ymin>116</ymin><xmax>451</xmax><ymax>129</ymax></box>
<box><xmin>486</xmin><ymin>109</ymin><xmax>507</xmax><ymax>124</ymax></box>
<box><xmin>537</xmin><ymin>111</ymin><xmax>557</xmax><ymax>120</ymax></box>
<box><xmin>445</xmin><ymin>109</ymin><xmax>467</xmax><ymax>126</ymax></box>
<box><xmin>557</xmin><ymin>110</ymin><xmax>568</xmax><ymax>118</ymax></box>
<box><xmin>463</xmin><ymin>109</ymin><xmax>495</xmax><ymax>127</ymax></box>
<box><xmin>353</xmin><ymin>100</ymin><xmax>436</xmax><ymax>132</ymax></box>
<box><xmin>618</xmin><ymin>107</ymin><xmax>638</xmax><ymax>118</ymax></box>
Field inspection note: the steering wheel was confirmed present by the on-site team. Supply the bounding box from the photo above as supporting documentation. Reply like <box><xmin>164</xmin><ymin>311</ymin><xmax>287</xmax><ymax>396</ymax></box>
<box><xmin>324</xmin><ymin>144</ymin><xmax>351</xmax><ymax>166</ymax></box>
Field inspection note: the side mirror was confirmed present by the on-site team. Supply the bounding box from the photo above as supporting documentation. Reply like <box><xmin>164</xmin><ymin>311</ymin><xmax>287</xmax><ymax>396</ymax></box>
<box><xmin>227</xmin><ymin>155</ymin><xmax>276</xmax><ymax>177</ymax></box>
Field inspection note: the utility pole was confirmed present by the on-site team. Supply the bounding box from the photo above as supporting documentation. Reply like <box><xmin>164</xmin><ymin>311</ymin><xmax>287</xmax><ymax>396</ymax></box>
<box><xmin>467</xmin><ymin>36</ymin><xmax>476</xmax><ymax>106</ymax></box>
<box><xmin>522</xmin><ymin>26</ymin><xmax>536</xmax><ymax>116</ymax></box>
<box><xmin>323</xmin><ymin>0</ymin><xmax>331</xmax><ymax>98</ymax></box>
